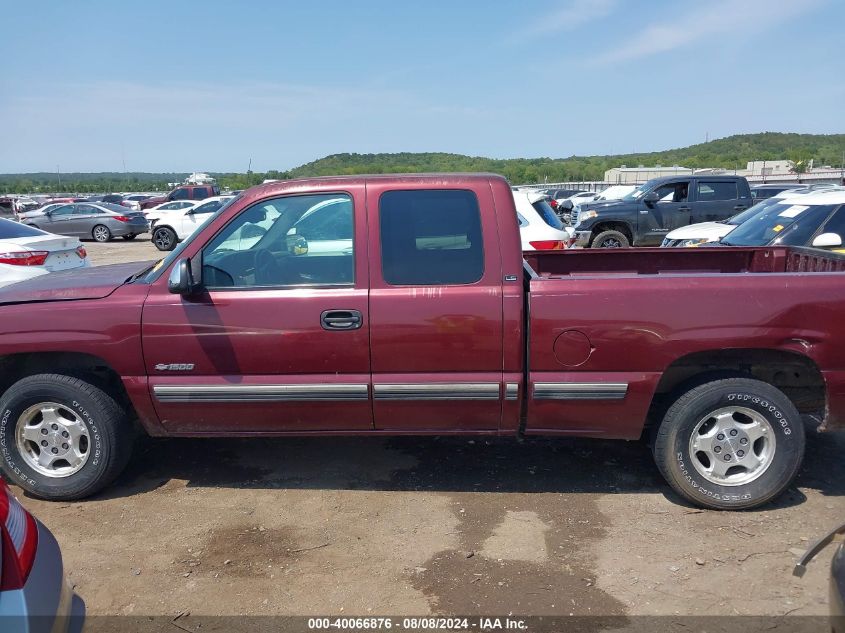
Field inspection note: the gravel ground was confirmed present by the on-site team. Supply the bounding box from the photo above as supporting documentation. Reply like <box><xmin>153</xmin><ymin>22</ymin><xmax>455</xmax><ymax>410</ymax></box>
<box><xmin>11</xmin><ymin>237</ymin><xmax>844</xmax><ymax>624</ymax></box>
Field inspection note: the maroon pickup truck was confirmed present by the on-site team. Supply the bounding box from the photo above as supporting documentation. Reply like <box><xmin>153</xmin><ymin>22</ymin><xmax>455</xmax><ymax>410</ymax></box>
<box><xmin>139</xmin><ymin>184</ymin><xmax>220</xmax><ymax>210</ymax></box>
<box><xmin>0</xmin><ymin>174</ymin><xmax>843</xmax><ymax>509</ymax></box>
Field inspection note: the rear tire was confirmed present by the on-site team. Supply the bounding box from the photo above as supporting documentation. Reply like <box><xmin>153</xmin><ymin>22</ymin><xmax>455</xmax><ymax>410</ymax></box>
<box><xmin>591</xmin><ymin>230</ymin><xmax>630</xmax><ymax>248</ymax></box>
<box><xmin>153</xmin><ymin>226</ymin><xmax>178</xmax><ymax>251</ymax></box>
<box><xmin>0</xmin><ymin>374</ymin><xmax>135</xmax><ymax>500</ymax></box>
<box><xmin>92</xmin><ymin>224</ymin><xmax>111</xmax><ymax>242</ymax></box>
<box><xmin>653</xmin><ymin>378</ymin><xmax>805</xmax><ymax>510</ymax></box>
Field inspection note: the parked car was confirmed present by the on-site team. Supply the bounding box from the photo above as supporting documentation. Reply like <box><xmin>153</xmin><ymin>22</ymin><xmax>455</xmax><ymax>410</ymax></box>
<box><xmin>0</xmin><ymin>479</ymin><xmax>85</xmax><ymax>631</ymax></box>
<box><xmin>0</xmin><ymin>219</ymin><xmax>89</xmax><ymax>288</ymax></box>
<box><xmin>139</xmin><ymin>184</ymin><xmax>221</xmax><ymax>210</ymax></box>
<box><xmin>515</xmin><ymin>190</ymin><xmax>571</xmax><ymax>250</ymax></box>
<box><xmin>148</xmin><ymin>196</ymin><xmax>235</xmax><ymax>251</ymax></box>
<box><xmin>794</xmin><ymin>521</ymin><xmax>845</xmax><ymax>633</ymax></box>
<box><xmin>571</xmin><ymin>175</ymin><xmax>753</xmax><ymax>248</ymax></box>
<box><xmin>750</xmin><ymin>183</ymin><xmax>805</xmax><ymax>201</ymax></box>
<box><xmin>0</xmin><ymin>174</ymin><xmax>842</xmax><ymax>511</ymax></box>
<box><xmin>660</xmin><ymin>186</ymin><xmax>845</xmax><ymax>247</ymax></box>
<box><xmin>717</xmin><ymin>189</ymin><xmax>845</xmax><ymax>250</ymax></box>
<box><xmin>22</xmin><ymin>202</ymin><xmax>149</xmax><ymax>242</ymax></box>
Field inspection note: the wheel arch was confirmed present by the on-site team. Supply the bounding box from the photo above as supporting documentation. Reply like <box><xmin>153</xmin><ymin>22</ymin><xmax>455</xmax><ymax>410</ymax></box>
<box><xmin>646</xmin><ymin>348</ymin><xmax>825</xmax><ymax>434</ymax></box>
<box><xmin>0</xmin><ymin>352</ymin><xmax>145</xmax><ymax>433</ymax></box>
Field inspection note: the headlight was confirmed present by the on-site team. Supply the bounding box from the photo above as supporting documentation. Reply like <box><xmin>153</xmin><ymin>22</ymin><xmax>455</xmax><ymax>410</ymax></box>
<box><xmin>677</xmin><ymin>238</ymin><xmax>712</xmax><ymax>247</ymax></box>
<box><xmin>575</xmin><ymin>210</ymin><xmax>598</xmax><ymax>226</ymax></box>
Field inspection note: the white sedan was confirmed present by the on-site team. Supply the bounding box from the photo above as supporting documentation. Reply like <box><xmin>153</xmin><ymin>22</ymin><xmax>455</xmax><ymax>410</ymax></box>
<box><xmin>148</xmin><ymin>196</ymin><xmax>234</xmax><ymax>251</ymax></box>
<box><xmin>514</xmin><ymin>190</ymin><xmax>572</xmax><ymax>251</ymax></box>
<box><xmin>0</xmin><ymin>219</ymin><xmax>90</xmax><ymax>288</ymax></box>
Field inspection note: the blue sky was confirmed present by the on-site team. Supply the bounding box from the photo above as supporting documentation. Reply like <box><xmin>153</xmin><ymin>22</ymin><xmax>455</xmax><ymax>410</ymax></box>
<box><xmin>2</xmin><ymin>0</ymin><xmax>842</xmax><ymax>172</ymax></box>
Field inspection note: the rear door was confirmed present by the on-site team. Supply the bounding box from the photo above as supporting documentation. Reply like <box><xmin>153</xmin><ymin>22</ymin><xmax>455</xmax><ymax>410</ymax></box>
<box><xmin>692</xmin><ymin>179</ymin><xmax>747</xmax><ymax>223</ymax></box>
<box><xmin>367</xmin><ymin>182</ymin><xmax>505</xmax><ymax>430</ymax></box>
<box><xmin>141</xmin><ymin>187</ymin><xmax>372</xmax><ymax>433</ymax></box>
<box><xmin>73</xmin><ymin>204</ymin><xmax>100</xmax><ymax>238</ymax></box>
<box><xmin>637</xmin><ymin>179</ymin><xmax>692</xmax><ymax>245</ymax></box>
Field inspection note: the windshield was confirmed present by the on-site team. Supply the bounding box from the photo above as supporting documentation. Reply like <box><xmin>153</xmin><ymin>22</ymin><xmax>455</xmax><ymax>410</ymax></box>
<box><xmin>532</xmin><ymin>200</ymin><xmax>565</xmax><ymax>230</ymax></box>
<box><xmin>621</xmin><ymin>184</ymin><xmax>649</xmax><ymax>201</ymax></box>
<box><xmin>721</xmin><ymin>202</ymin><xmax>837</xmax><ymax>246</ymax></box>
<box><xmin>141</xmin><ymin>194</ymin><xmax>242</xmax><ymax>283</ymax></box>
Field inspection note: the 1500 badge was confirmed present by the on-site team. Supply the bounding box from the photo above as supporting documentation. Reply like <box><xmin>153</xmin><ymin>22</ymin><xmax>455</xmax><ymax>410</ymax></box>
<box><xmin>155</xmin><ymin>363</ymin><xmax>195</xmax><ymax>371</ymax></box>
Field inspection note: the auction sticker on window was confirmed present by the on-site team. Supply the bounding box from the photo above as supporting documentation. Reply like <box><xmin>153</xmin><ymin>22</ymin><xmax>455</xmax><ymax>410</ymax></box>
<box><xmin>778</xmin><ymin>205</ymin><xmax>809</xmax><ymax>218</ymax></box>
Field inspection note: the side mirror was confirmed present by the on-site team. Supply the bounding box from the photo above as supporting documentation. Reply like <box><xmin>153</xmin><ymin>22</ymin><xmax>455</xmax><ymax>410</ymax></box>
<box><xmin>812</xmin><ymin>233</ymin><xmax>843</xmax><ymax>249</ymax></box>
<box><xmin>286</xmin><ymin>234</ymin><xmax>309</xmax><ymax>256</ymax></box>
<box><xmin>643</xmin><ymin>191</ymin><xmax>660</xmax><ymax>205</ymax></box>
<box><xmin>168</xmin><ymin>259</ymin><xmax>199</xmax><ymax>295</ymax></box>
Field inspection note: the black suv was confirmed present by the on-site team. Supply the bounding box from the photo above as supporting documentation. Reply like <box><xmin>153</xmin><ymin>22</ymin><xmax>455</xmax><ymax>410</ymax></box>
<box><xmin>571</xmin><ymin>175</ymin><xmax>752</xmax><ymax>248</ymax></box>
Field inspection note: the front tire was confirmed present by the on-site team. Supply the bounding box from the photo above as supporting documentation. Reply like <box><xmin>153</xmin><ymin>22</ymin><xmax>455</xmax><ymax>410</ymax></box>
<box><xmin>92</xmin><ymin>224</ymin><xmax>112</xmax><ymax>242</ymax></box>
<box><xmin>152</xmin><ymin>226</ymin><xmax>178</xmax><ymax>251</ymax></box>
<box><xmin>653</xmin><ymin>378</ymin><xmax>805</xmax><ymax>510</ymax></box>
<box><xmin>591</xmin><ymin>230</ymin><xmax>630</xmax><ymax>248</ymax></box>
<box><xmin>0</xmin><ymin>374</ymin><xmax>134</xmax><ymax>500</ymax></box>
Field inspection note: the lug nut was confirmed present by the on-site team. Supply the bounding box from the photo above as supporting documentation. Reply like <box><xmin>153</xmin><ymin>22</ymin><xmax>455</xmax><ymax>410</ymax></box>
<box><xmin>716</xmin><ymin>433</ymin><xmax>725</xmax><ymax>441</ymax></box>
<box><xmin>740</xmin><ymin>438</ymin><xmax>748</xmax><ymax>445</ymax></box>
<box><xmin>51</xmin><ymin>424</ymin><xmax>58</xmax><ymax>431</ymax></box>
<box><xmin>61</xmin><ymin>443</ymin><xmax>68</xmax><ymax>450</ymax></box>
<box><xmin>62</xmin><ymin>431</ymin><xmax>69</xmax><ymax>439</ymax></box>
<box><xmin>40</xmin><ymin>428</ymin><xmax>48</xmax><ymax>435</ymax></box>
<box><xmin>729</xmin><ymin>429</ymin><xmax>738</xmax><ymax>436</ymax></box>
<box><xmin>714</xmin><ymin>446</ymin><xmax>722</xmax><ymax>453</ymax></box>
<box><xmin>724</xmin><ymin>454</ymin><xmax>732</xmax><ymax>461</ymax></box>
<box><xmin>40</xmin><ymin>440</ymin><xmax>48</xmax><ymax>447</ymax></box>
<box><xmin>51</xmin><ymin>447</ymin><xmax>58</xmax><ymax>454</ymax></box>
<box><xmin>737</xmin><ymin>450</ymin><xmax>745</xmax><ymax>457</ymax></box>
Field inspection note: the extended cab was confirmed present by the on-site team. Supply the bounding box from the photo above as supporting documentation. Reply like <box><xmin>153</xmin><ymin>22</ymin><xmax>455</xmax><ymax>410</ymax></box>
<box><xmin>571</xmin><ymin>175</ymin><xmax>753</xmax><ymax>248</ymax></box>
<box><xmin>0</xmin><ymin>174</ymin><xmax>842</xmax><ymax>510</ymax></box>
<box><xmin>139</xmin><ymin>184</ymin><xmax>220</xmax><ymax>210</ymax></box>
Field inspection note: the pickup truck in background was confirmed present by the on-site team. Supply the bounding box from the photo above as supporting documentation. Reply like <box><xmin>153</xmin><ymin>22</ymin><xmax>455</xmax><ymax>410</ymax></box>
<box><xmin>0</xmin><ymin>174</ymin><xmax>842</xmax><ymax>511</ymax></box>
<box><xmin>570</xmin><ymin>175</ymin><xmax>753</xmax><ymax>248</ymax></box>
<box><xmin>139</xmin><ymin>184</ymin><xmax>220</xmax><ymax>210</ymax></box>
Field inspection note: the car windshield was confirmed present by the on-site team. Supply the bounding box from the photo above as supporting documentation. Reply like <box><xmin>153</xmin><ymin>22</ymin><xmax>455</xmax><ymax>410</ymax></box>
<box><xmin>141</xmin><ymin>195</ymin><xmax>242</xmax><ymax>283</ymax></box>
<box><xmin>621</xmin><ymin>184</ymin><xmax>649</xmax><ymax>201</ymax></box>
<box><xmin>721</xmin><ymin>202</ymin><xmax>837</xmax><ymax>246</ymax></box>
<box><xmin>724</xmin><ymin>198</ymin><xmax>783</xmax><ymax>225</ymax></box>
<box><xmin>0</xmin><ymin>218</ymin><xmax>46</xmax><ymax>238</ymax></box>
<box><xmin>532</xmin><ymin>199</ymin><xmax>565</xmax><ymax>230</ymax></box>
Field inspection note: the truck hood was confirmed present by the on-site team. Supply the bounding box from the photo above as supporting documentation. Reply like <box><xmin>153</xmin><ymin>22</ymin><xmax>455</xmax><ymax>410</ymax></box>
<box><xmin>665</xmin><ymin>222</ymin><xmax>736</xmax><ymax>242</ymax></box>
<box><xmin>0</xmin><ymin>260</ymin><xmax>155</xmax><ymax>305</ymax></box>
<box><xmin>579</xmin><ymin>199</ymin><xmax>628</xmax><ymax>211</ymax></box>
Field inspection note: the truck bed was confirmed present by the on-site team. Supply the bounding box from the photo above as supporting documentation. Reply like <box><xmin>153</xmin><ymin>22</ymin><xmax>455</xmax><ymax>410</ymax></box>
<box><xmin>524</xmin><ymin>246</ymin><xmax>845</xmax><ymax>278</ymax></box>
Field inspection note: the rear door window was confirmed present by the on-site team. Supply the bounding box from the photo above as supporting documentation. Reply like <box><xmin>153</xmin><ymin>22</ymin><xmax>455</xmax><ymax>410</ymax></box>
<box><xmin>379</xmin><ymin>189</ymin><xmax>483</xmax><ymax>286</ymax></box>
<box><xmin>171</xmin><ymin>189</ymin><xmax>190</xmax><ymax>200</ymax></box>
<box><xmin>697</xmin><ymin>181</ymin><xmax>738</xmax><ymax>201</ymax></box>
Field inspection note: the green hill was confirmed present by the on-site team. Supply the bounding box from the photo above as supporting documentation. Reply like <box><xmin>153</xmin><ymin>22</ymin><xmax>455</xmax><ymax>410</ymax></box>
<box><xmin>288</xmin><ymin>132</ymin><xmax>845</xmax><ymax>183</ymax></box>
<box><xmin>1</xmin><ymin>132</ymin><xmax>843</xmax><ymax>193</ymax></box>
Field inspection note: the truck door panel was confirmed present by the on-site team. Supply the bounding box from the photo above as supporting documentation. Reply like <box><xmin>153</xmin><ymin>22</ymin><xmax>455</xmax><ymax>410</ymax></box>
<box><xmin>367</xmin><ymin>185</ymin><xmax>505</xmax><ymax>431</ymax></box>
<box><xmin>692</xmin><ymin>179</ymin><xmax>747</xmax><ymax>224</ymax></box>
<box><xmin>637</xmin><ymin>180</ymin><xmax>692</xmax><ymax>245</ymax></box>
<box><xmin>142</xmin><ymin>187</ymin><xmax>373</xmax><ymax>433</ymax></box>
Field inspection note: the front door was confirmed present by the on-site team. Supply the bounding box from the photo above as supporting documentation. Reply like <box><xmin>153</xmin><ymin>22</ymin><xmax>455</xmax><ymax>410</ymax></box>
<box><xmin>141</xmin><ymin>188</ymin><xmax>372</xmax><ymax>433</ymax></box>
<box><xmin>41</xmin><ymin>204</ymin><xmax>77</xmax><ymax>236</ymax></box>
<box><xmin>366</xmin><ymin>184</ymin><xmax>505</xmax><ymax>431</ymax></box>
<box><xmin>638</xmin><ymin>179</ymin><xmax>692</xmax><ymax>245</ymax></box>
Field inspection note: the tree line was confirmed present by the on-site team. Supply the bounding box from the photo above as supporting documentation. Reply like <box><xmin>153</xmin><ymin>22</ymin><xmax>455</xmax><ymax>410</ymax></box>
<box><xmin>2</xmin><ymin>132</ymin><xmax>843</xmax><ymax>194</ymax></box>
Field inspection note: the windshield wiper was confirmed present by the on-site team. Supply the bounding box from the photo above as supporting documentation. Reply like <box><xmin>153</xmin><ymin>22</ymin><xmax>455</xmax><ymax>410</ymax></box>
<box><xmin>125</xmin><ymin>260</ymin><xmax>161</xmax><ymax>283</ymax></box>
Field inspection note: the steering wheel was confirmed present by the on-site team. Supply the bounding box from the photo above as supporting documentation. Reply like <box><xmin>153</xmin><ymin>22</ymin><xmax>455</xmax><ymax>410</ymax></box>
<box><xmin>253</xmin><ymin>248</ymin><xmax>282</xmax><ymax>286</ymax></box>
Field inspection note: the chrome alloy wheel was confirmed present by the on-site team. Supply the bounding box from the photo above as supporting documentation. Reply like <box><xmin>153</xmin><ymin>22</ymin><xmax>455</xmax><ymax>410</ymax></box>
<box><xmin>688</xmin><ymin>406</ymin><xmax>776</xmax><ymax>486</ymax></box>
<box><xmin>15</xmin><ymin>402</ymin><xmax>91</xmax><ymax>478</ymax></box>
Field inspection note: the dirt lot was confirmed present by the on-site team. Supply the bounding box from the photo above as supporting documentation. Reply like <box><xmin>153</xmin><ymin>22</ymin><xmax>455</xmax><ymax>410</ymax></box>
<box><xmin>11</xmin><ymin>237</ymin><xmax>845</xmax><ymax>623</ymax></box>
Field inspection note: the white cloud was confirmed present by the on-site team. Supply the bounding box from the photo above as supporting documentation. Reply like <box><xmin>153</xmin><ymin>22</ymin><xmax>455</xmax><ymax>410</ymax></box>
<box><xmin>592</xmin><ymin>0</ymin><xmax>827</xmax><ymax>65</ymax></box>
<box><xmin>518</xmin><ymin>0</ymin><xmax>618</xmax><ymax>37</ymax></box>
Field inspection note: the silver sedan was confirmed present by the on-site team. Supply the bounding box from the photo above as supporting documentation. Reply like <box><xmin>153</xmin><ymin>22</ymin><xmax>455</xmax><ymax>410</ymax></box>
<box><xmin>21</xmin><ymin>203</ymin><xmax>149</xmax><ymax>243</ymax></box>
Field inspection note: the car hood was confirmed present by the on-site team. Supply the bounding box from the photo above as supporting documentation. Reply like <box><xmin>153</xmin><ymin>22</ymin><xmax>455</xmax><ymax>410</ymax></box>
<box><xmin>579</xmin><ymin>199</ymin><xmax>629</xmax><ymax>211</ymax></box>
<box><xmin>665</xmin><ymin>222</ymin><xmax>735</xmax><ymax>241</ymax></box>
<box><xmin>0</xmin><ymin>260</ymin><xmax>155</xmax><ymax>305</ymax></box>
